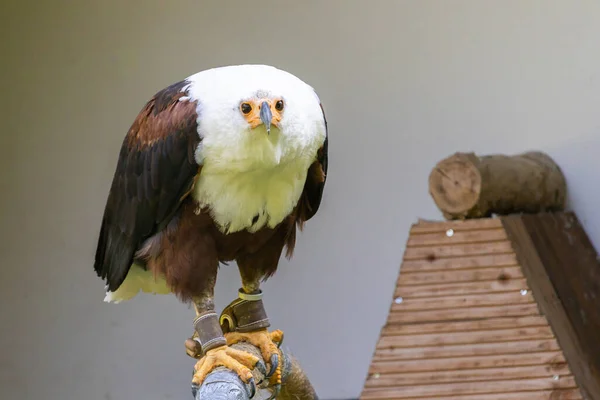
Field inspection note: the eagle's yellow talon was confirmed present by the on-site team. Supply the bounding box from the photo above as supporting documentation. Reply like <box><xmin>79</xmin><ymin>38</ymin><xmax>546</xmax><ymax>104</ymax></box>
<box><xmin>268</xmin><ymin>364</ymin><xmax>282</xmax><ymax>386</ymax></box>
<box><xmin>185</xmin><ymin>338</ymin><xmax>203</xmax><ymax>359</ymax></box>
<box><xmin>269</xmin><ymin>329</ymin><xmax>284</xmax><ymax>347</ymax></box>
<box><xmin>225</xmin><ymin>328</ymin><xmax>283</xmax><ymax>383</ymax></box>
<box><xmin>191</xmin><ymin>345</ymin><xmax>259</xmax><ymax>387</ymax></box>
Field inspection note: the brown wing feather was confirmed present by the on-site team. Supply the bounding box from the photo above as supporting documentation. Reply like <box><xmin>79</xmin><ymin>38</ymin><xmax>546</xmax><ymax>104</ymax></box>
<box><xmin>94</xmin><ymin>80</ymin><xmax>201</xmax><ymax>292</ymax></box>
<box><xmin>295</xmin><ymin>102</ymin><xmax>328</xmax><ymax>226</ymax></box>
<box><xmin>283</xmin><ymin>102</ymin><xmax>329</xmax><ymax>259</ymax></box>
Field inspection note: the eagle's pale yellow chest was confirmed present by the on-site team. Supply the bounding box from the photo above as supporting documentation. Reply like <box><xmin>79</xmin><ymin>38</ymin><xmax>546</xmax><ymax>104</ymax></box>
<box><xmin>192</xmin><ymin>160</ymin><xmax>309</xmax><ymax>234</ymax></box>
<box><xmin>191</xmin><ymin>133</ymin><xmax>316</xmax><ymax>234</ymax></box>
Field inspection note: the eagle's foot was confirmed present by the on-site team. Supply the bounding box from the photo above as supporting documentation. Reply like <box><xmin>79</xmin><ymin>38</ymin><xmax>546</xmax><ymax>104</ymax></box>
<box><xmin>225</xmin><ymin>328</ymin><xmax>284</xmax><ymax>386</ymax></box>
<box><xmin>189</xmin><ymin>309</ymin><xmax>264</xmax><ymax>397</ymax></box>
<box><xmin>184</xmin><ymin>333</ymin><xmax>203</xmax><ymax>359</ymax></box>
<box><xmin>192</xmin><ymin>344</ymin><xmax>265</xmax><ymax>397</ymax></box>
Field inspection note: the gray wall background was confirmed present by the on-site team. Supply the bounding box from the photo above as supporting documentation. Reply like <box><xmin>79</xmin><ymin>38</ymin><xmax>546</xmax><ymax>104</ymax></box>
<box><xmin>2</xmin><ymin>1</ymin><xmax>600</xmax><ymax>399</ymax></box>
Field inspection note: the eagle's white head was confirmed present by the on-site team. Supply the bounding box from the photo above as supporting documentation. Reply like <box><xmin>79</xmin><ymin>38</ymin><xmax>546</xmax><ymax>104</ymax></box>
<box><xmin>180</xmin><ymin>64</ymin><xmax>327</xmax><ymax>233</ymax></box>
<box><xmin>181</xmin><ymin>64</ymin><xmax>326</xmax><ymax>170</ymax></box>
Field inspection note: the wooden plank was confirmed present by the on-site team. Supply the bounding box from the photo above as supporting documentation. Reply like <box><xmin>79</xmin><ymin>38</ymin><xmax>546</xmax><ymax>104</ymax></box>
<box><xmin>373</xmin><ymin>338</ymin><xmax>561</xmax><ymax>360</ymax></box>
<box><xmin>360</xmin><ymin>375</ymin><xmax>578</xmax><ymax>399</ymax></box>
<box><xmin>428</xmin><ymin>390</ymin><xmax>582</xmax><ymax>400</ymax></box>
<box><xmin>362</xmin><ymin>388</ymin><xmax>583</xmax><ymax>400</ymax></box>
<box><xmin>387</xmin><ymin>303</ymin><xmax>540</xmax><ymax>324</ymax></box>
<box><xmin>400</xmin><ymin>253</ymin><xmax>518</xmax><ymax>273</ymax></box>
<box><xmin>390</xmin><ymin>291</ymin><xmax>535</xmax><ymax>312</ymax></box>
<box><xmin>395</xmin><ymin>278</ymin><xmax>529</xmax><ymax>298</ymax></box>
<box><xmin>403</xmin><ymin>241</ymin><xmax>513</xmax><ymax>260</ymax></box>
<box><xmin>378</xmin><ymin>325</ymin><xmax>554</xmax><ymax>348</ymax></box>
<box><xmin>382</xmin><ymin>315</ymin><xmax>549</xmax><ymax>335</ymax></box>
<box><xmin>369</xmin><ymin>351</ymin><xmax>567</xmax><ymax>374</ymax></box>
<box><xmin>531</xmin><ymin>212</ymin><xmax>600</xmax><ymax>400</ymax></box>
<box><xmin>364</xmin><ymin>363</ymin><xmax>573</xmax><ymax>388</ymax></box>
<box><xmin>410</xmin><ymin>217</ymin><xmax>503</xmax><ymax>234</ymax></box>
<box><xmin>502</xmin><ymin>213</ymin><xmax>600</xmax><ymax>399</ymax></box>
<box><xmin>406</xmin><ymin>227</ymin><xmax>508</xmax><ymax>247</ymax></box>
<box><xmin>397</xmin><ymin>266</ymin><xmax>523</xmax><ymax>286</ymax></box>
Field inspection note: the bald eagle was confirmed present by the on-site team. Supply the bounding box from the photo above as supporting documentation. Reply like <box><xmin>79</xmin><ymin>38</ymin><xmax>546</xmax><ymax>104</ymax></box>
<box><xmin>93</xmin><ymin>64</ymin><xmax>328</xmax><ymax>395</ymax></box>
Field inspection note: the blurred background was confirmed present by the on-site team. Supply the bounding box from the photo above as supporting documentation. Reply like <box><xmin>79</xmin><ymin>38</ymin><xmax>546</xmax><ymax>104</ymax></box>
<box><xmin>2</xmin><ymin>1</ymin><xmax>600</xmax><ymax>399</ymax></box>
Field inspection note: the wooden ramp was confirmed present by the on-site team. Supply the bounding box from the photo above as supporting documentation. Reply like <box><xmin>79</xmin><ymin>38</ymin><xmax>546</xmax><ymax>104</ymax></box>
<box><xmin>360</xmin><ymin>212</ymin><xmax>600</xmax><ymax>400</ymax></box>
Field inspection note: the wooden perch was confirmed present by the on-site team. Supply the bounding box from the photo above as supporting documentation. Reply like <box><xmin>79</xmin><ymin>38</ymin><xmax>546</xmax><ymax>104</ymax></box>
<box><xmin>193</xmin><ymin>342</ymin><xmax>318</xmax><ymax>400</ymax></box>
<box><xmin>428</xmin><ymin>151</ymin><xmax>567</xmax><ymax>220</ymax></box>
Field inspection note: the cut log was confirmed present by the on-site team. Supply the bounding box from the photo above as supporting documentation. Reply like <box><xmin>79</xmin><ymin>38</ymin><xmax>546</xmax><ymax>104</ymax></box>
<box><xmin>428</xmin><ymin>151</ymin><xmax>567</xmax><ymax>220</ymax></box>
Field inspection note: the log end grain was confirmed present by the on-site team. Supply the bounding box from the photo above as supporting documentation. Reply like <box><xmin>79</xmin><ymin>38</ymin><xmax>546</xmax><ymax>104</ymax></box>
<box><xmin>428</xmin><ymin>152</ymin><xmax>483</xmax><ymax>219</ymax></box>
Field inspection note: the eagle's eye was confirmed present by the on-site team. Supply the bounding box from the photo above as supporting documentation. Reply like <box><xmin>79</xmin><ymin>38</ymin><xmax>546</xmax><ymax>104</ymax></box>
<box><xmin>275</xmin><ymin>100</ymin><xmax>284</xmax><ymax>111</ymax></box>
<box><xmin>240</xmin><ymin>103</ymin><xmax>252</xmax><ymax>114</ymax></box>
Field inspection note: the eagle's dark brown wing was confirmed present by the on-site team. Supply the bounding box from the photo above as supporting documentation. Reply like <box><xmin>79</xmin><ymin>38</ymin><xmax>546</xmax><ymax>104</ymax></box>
<box><xmin>296</xmin><ymin>102</ymin><xmax>328</xmax><ymax>225</ymax></box>
<box><xmin>94</xmin><ymin>80</ymin><xmax>201</xmax><ymax>292</ymax></box>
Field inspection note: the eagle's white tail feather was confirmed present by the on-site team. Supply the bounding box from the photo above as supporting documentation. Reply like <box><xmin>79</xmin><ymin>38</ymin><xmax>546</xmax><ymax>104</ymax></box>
<box><xmin>103</xmin><ymin>264</ymin><xmax>171</xmax><ymax>303</ymax></box>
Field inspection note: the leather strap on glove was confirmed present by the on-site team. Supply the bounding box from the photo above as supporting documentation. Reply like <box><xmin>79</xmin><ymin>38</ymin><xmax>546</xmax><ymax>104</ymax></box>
<box><xmin>193</xmin><ymin>311</ymin><xmax>228</xmax><ymax>354</ymax></box>
<box><xmin>219</xmin><ymin>289</ymin><xmax>271</xmax><ymax>333</ymax></box>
